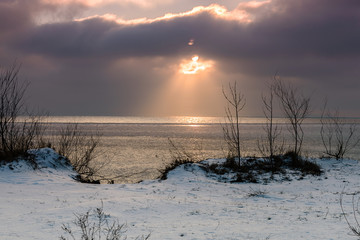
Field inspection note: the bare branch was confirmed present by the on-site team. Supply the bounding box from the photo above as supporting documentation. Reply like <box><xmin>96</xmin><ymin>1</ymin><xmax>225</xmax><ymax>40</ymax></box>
<box><xmin>273</xmin><ymin>77</ymin><xmax>311</xmax><ymax>157</ymax></box>
<box><xmin>258</xmin><ymin>75</ymin><xmax>284</xmax><ymax>165</ymax></box>
<box><xmin>340</xmin><ymin>190</ymin><xmax>360</xmax><ymax>237</ymax></box>
<box><xmin>221</xmin><ymin>82</ymin><xmax>246</xmax><ymax>166</ymax></box>
<box><xmin>320</xmin><ymin>102</ymin><xmax>360</xmax><ymax>159</ymax></box>
<box><xmin>56</xmin><ymin>123</ymin><xmax>105</xmax><ymax>183</ymax></box>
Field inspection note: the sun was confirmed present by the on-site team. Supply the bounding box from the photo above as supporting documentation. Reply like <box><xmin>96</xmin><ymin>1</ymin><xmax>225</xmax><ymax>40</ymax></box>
<box><xmin>180</xmin><ymin>55</ymin><xmax>213</xmax><ymax>74</ymax></box>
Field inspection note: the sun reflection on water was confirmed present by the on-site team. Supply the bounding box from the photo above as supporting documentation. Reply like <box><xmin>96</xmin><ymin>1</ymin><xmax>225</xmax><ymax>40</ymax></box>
<box><xmin>178</xmin><ymin>116</ymin><xmax>207</xmax><ymax>127</ymax></box>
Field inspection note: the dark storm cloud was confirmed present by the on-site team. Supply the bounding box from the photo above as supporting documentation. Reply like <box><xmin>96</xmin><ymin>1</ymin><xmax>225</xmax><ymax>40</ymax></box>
<box><xmin>0</xmin><ymin>0</ymin><xmax>35</xmax><ymax>41</ymax></box>
<box><xmin>248</xmin><ymin>0</ymin><xmax>360</xmax><ymax>58</ymax></box>
<box><xmin>15</xmin><ymin>12</ymin><xmax>213</xmax><ymax>58</ymax></box>
<box><xmin>14</xmin><ymin>0</ymin><xmax>360</xmax><ymax>60</ymax></box>
<box><xmin>0</xmin><ymin>0</ymin><xmax>88</xmax><ymax>57</ymax></box>
<box><xmin>17</xmin><ymin>19</ymin><xmax>118</xmax><ymax>57</ymax></box>
<box><xmin>3</xmin><ymin>0</ymin><xmax>360</xmax><ymax>116</ymax></box>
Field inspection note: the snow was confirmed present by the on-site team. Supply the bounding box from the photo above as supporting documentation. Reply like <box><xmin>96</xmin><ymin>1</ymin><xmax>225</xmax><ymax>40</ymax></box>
<box><xmin>1</xmin><ymin>148</ymin><xmax>360</xmax><ymax>239</ymax></box>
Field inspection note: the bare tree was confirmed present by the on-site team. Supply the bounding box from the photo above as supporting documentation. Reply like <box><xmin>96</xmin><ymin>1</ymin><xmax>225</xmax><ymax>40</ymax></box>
<box><xmin>274</xmin><ymin>78</ymin><xmax>311</xmax><ymax>157</ymax></box>
<box><xmin>222</xmin><ymin>81</ymin><xmax>246</xmax><ymax>166</ymax></box>
<box><xmin>0</xmin><ymin>62</ymin><xmax>44</xmax><ymax>160</ymax></box>
<box><xmin>0</xmin><ymin>63</ymin><xmax>26</xmax><ymax>154</ymax></box>
<box><xmin>320</xmin><ymin>103</ymin><xmax>360</xmax><ymax>159</ymax></box>
<box><xmin>257</xmin><ymin>77</ymin><xmax>284</xmax><ymax>165</ymax></box>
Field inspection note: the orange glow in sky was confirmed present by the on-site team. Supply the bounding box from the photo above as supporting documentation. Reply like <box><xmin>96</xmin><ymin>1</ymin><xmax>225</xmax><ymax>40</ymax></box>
<box><xmin>180</xmin><ymin>55</ymin><xmax>213</xmax><ymax>74</ymax></box>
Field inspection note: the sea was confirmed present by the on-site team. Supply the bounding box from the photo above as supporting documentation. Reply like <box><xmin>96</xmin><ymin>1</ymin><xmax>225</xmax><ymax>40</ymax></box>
<box><xmin>43</xmin><ymin>116</ymin><xmax>360</xmax><ymax>183</ymax></box>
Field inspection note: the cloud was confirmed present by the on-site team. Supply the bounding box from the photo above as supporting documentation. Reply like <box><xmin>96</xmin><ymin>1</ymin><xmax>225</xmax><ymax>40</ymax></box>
<box><xmin>13</xmin><ymin>3</ymin><xmax>260</xmax><ymax>58</ymax></box>
<box><xmin>15</xmin><ymin>0</ymin><xmax>360</xmax><ymax>61</ymax></box>
<box><xmin>41</xmin><ymin>0</ymin><xmax>173</xmax><ymax>8</ymax></box>
<box><xmin>74</xmin><ymin>4</ymin><xmax>242</xmax><ymax>24</ymax></box>
<box><xmin>3</xmin><ymin>0</ymin><xmax>360</xmax><ymax>116</ymax></box>
<box><xmin>0</xmin><ymin>1</ymin><xmax>35</xmax><ymax>41</ymax></box>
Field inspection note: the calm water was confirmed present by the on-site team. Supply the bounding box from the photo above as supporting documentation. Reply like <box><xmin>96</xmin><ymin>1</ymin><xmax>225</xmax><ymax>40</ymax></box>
<box><xmin>44</xmin><ymin>116</ymin><xmax>360</xmax><ymax>183</ymax></box>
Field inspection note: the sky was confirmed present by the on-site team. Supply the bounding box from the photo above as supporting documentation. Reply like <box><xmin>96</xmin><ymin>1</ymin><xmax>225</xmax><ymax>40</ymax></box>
<box><xmin>0</xmin><ymin>0</ymin><xmax>360</xmax><ymax>117</ymax></box>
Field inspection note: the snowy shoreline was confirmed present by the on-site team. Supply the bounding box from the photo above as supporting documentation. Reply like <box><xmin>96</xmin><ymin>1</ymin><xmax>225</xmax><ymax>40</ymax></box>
<box><xmin>1</xmin><ymin>148</ymin><xmax>360</xmax><ymax>239</ymax></box>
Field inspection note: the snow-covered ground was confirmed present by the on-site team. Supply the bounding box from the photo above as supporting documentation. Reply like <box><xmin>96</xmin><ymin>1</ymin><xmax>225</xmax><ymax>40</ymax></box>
<box><xmin>1</xmin><ymin>148</ymin><xmax>360</xmax><ymax>240</ymax></box>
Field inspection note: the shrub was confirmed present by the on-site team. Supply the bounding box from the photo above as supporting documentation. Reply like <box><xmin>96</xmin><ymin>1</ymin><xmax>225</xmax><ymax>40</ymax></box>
<box><xmin>283</xmin><ymin>150</ymin><xmax>299</xmax><ymax>162</ymax></box>
<box><xmin>204</xmin><ymin>153</ymin><xmax>321</xmax><ymax>183</ymax></box>
<box><xmin>60</xmin><ymin>204</ymin><xmax>150</xmax><ymax>240</ymax></box>
<box><xmin>235</xmin><ymin>172</ymin><xmax>258</xmax><ymax>183</ymax></box>
<box><xmin>340</xmin><ymin>191</ymin><xmax>360</xmax><ymax>238</ymax></box>
<box><xmin>320</xmin><ymin>104</ymin><xmax>360</xmax><ymax>160</ymax></box>
<box><xmin>246</xmin><ymin>186</ymin><xmax>268</xmax><ymax>198</ymax></box>
<box><xmin>222</xmin><ymin>157</ymin><xmax>240</xmax><ymax>171</ymax></box>
<box><xmin>158</xmin><ymin>158</ymin><xmax>194</xmax><ymax>181</ymax></box>
<box><xmin>55</xmin><ymin>123</ymin><xmax>106</xmax><ymax>183</ymax></box>
<box><xmin>291</xmin><ymin>158</ymin><xmax>321</xmax><ymax>176</ymax></box>
<box><xmin>158</xmin><ymin>138</ymin><xmax>200</xmax><ymax>180</ymax></box>
<box><xmin>282</xmin><ymin>151</ymin><xmax>321</xmax><ymax>175</ymax></box>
